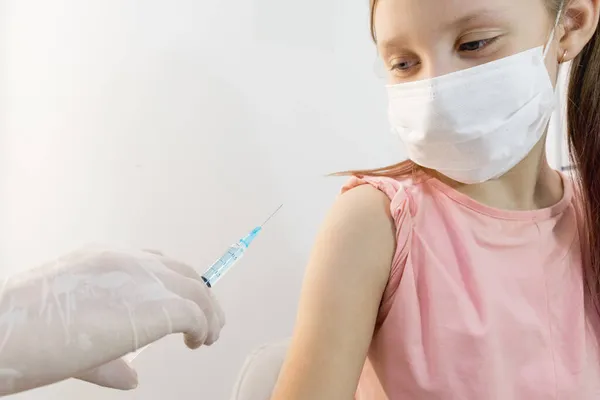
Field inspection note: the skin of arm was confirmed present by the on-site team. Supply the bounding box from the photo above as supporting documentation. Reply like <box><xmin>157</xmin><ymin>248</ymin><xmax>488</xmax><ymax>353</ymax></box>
<box><xmin>271</xmin><ymin>184</ymin><xmax>396</xmax><ymax>400</ymax></box>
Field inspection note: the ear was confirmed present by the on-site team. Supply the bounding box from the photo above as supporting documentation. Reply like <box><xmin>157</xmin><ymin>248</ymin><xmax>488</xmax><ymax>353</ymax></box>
<box><xmin>559</xmin><ymin>0</ymin><xmax>600</xmax><ymax>62</ymax></box>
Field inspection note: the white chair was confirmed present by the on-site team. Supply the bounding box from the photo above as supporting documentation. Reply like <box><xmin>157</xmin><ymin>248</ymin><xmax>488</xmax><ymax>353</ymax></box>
<box><xmin>230</xmin><ymin>339</ymin><xmax>388</xmax><ymax>400</ymax></box>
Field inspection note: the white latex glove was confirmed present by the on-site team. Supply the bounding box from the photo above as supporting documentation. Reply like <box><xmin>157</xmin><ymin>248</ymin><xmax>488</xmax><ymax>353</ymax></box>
<box><xmin>0</xmin><ymin>247</ymin><xmax>225</xmax><ymax>396</ymax></box>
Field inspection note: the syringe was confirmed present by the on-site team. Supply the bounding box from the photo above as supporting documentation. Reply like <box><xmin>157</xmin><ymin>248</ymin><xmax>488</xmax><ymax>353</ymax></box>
<box><xmin>201</xmin><ymin>204</ymin><xmax>282</xmax><ymax>287</ymax></box>
<box><xmin>125</xmin><ymin>204</ymin><xmax>282</xmax><ymax>362</ymax></box>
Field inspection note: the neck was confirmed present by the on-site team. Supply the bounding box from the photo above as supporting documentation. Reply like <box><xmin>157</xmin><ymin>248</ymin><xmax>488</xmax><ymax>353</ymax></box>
<box><xmin>434</xmin><ymin>136</ymin><xmax>564</xmax><ymax>211</ymax></box>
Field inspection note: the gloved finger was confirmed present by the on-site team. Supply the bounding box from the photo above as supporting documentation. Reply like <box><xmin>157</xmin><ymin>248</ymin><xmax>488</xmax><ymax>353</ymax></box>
<box><xmin>158</xmin><ymin>258</ymin><xmax>223</xmax><ymax>345</ymax></box>
<box><xmin>133</xmin><ymin>296</ymin><xmax>210</xmax><ymax>351</ymax></box>
<box><xmin>207</xmin><ymin>288</ymin><xmax>226</xmax><ymax>330</ymax></box>
<box><xmin>202</xmin><ymin>291</ymin><xmax>224</xmax><ymax>346</ymax></box>
<box><xmin>158</xmin><ymin>272</ymin><xmax>217</xmax><ymax>348</ymax></box>
<box><xmin>177</xmin><ymin>299</ymin><xmax>211</xmax><ymax>349</ymax></box>
<box><xmin>75</xmin><ymin>358</ymin><xmax>138</xmax><ymax>390</ymax></box>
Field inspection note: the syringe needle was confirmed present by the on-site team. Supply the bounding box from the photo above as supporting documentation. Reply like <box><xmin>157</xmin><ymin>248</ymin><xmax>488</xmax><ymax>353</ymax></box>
<box><xmin>260</xmin><ymin>204</ymin><xmax>283</xmax><ymax>227</ymax></box>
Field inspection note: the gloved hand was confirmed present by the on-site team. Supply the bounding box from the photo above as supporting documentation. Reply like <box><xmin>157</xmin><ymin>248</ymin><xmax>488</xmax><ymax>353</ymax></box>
<box><xmin>0</xmin><ymin>247</ymin><xmax>225</xmax><ymax>396</ymax></box>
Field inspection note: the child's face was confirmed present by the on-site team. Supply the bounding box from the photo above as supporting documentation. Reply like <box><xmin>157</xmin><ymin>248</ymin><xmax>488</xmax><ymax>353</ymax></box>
<box><xmin>374</xmin><ymin>0</ymin><xmax>560</xmax><ymax>84</ymax></box>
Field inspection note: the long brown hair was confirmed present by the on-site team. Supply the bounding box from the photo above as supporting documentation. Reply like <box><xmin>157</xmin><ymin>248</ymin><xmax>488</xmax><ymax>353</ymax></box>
<box><xmin>352</xmin><ymin>0</ymin><xmax>600</xmax><ymax>313</ymax></box>
<box><xmin>562</xmin><ymin>1</ymin><xmax>600</xmax><ymax>315</ymax></box>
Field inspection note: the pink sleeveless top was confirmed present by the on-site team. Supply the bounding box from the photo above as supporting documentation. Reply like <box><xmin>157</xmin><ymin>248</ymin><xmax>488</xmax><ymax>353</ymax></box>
<box><xmin>343</xmin><ymin>172</ymin><xmax>600</xmax><ymax>399</ymax></box>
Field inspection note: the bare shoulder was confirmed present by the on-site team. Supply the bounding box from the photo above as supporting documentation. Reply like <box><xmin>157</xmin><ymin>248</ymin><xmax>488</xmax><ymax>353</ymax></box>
<box><xmin>314</xmin><ymin>183</ymin><xmax>396</xmax><ymax>283</ymax></box>
<box><xmin>325</xmin><ymin>183</ymin><xmax>395</xmax><ymax>244</ymax></box>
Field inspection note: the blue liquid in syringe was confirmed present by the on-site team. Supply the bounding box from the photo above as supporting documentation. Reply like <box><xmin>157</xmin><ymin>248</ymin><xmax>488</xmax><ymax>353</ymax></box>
<box><xmin>201</xmin><ymin>227</ymin><xmax>261</xmax><ymax>287</ymax></box>
<box><xmin>201</xmin><ymin>204</ymin><xmax>282</xmax><ymax>287</ymax></box>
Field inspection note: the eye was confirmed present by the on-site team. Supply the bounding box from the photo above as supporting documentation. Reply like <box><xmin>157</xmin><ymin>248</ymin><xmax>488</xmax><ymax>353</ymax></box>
<box><xmin>458</xmin><ymin>37</ymin><xmax>499</xmax><ymax>52</ymax></box>
<box><xmin>389</xmin><ymin>58</ymin><xmax>420</xmax><ymax>72</ymax></box>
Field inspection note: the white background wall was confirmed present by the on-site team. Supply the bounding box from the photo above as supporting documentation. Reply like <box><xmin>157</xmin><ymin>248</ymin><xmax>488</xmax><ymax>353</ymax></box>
<box><xmin>0</xmin><ymin>2</ymin><xmax>570</xmax><ymax>399</ymax></box>
<box><xmin>0</xmin><ymin>1</ymin><xmax>397</xmax><ymax>399</ymax></box>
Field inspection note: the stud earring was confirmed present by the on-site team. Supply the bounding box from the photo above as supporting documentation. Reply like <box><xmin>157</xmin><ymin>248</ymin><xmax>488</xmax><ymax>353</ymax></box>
<box><xmin>559</xmin><ymin>49</ymin><xmax>568</xmax><ymax>64</ymax></box>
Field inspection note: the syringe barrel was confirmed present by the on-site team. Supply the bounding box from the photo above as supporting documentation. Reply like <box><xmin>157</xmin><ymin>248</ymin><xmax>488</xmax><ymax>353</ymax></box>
<box><xmin>201</xmin><ymin>242</ymin><xmax>246</xmax><ymax>287</ymax></box>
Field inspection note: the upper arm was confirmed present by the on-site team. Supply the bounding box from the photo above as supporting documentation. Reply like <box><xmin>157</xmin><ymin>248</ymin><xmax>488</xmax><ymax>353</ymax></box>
<box><xmin>271</xmin><ymin>184</ymin><xmax>396</xmax><ymax>400</ymax></box>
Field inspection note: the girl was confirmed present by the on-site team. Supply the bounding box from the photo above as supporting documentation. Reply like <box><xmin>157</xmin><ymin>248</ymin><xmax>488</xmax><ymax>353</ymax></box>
<box><xmin>272</xmin><ymin>0</ymin><xmax>600</xmax><ymax>398</ymax></box>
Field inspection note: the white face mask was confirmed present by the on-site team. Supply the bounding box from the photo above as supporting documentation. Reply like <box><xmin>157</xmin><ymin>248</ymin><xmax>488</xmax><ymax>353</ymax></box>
<box><xmin>387</xmin><ymin>19</ymin><xmax>562</xmax><ymax>184</ymax></box>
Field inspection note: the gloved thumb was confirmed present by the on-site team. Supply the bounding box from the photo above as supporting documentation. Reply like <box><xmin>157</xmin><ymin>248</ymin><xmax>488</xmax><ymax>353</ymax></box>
<box><xmin>75</xmin><ymin>358</ymin><xmax>138</xmax><ymax>390</ymax></box>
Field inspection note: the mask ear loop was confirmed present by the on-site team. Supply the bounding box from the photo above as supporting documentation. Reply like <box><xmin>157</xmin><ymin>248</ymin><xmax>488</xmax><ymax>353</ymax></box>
<box><xmin>543</xmin><ymin>1</ymin><xmax>565</xmax><ymax>59</ymax></box>
<box><xmin>547</xmin><ymin>2</ymin><xmax>568</xmax><ymax>172</ymax></box>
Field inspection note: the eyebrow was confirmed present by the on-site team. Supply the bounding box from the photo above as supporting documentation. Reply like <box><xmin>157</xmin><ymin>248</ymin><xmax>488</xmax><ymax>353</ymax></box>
<box><xmin>449</xmin><ymin>8</ymin><xmax>507</xmax><ymax>29</ymax></box>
